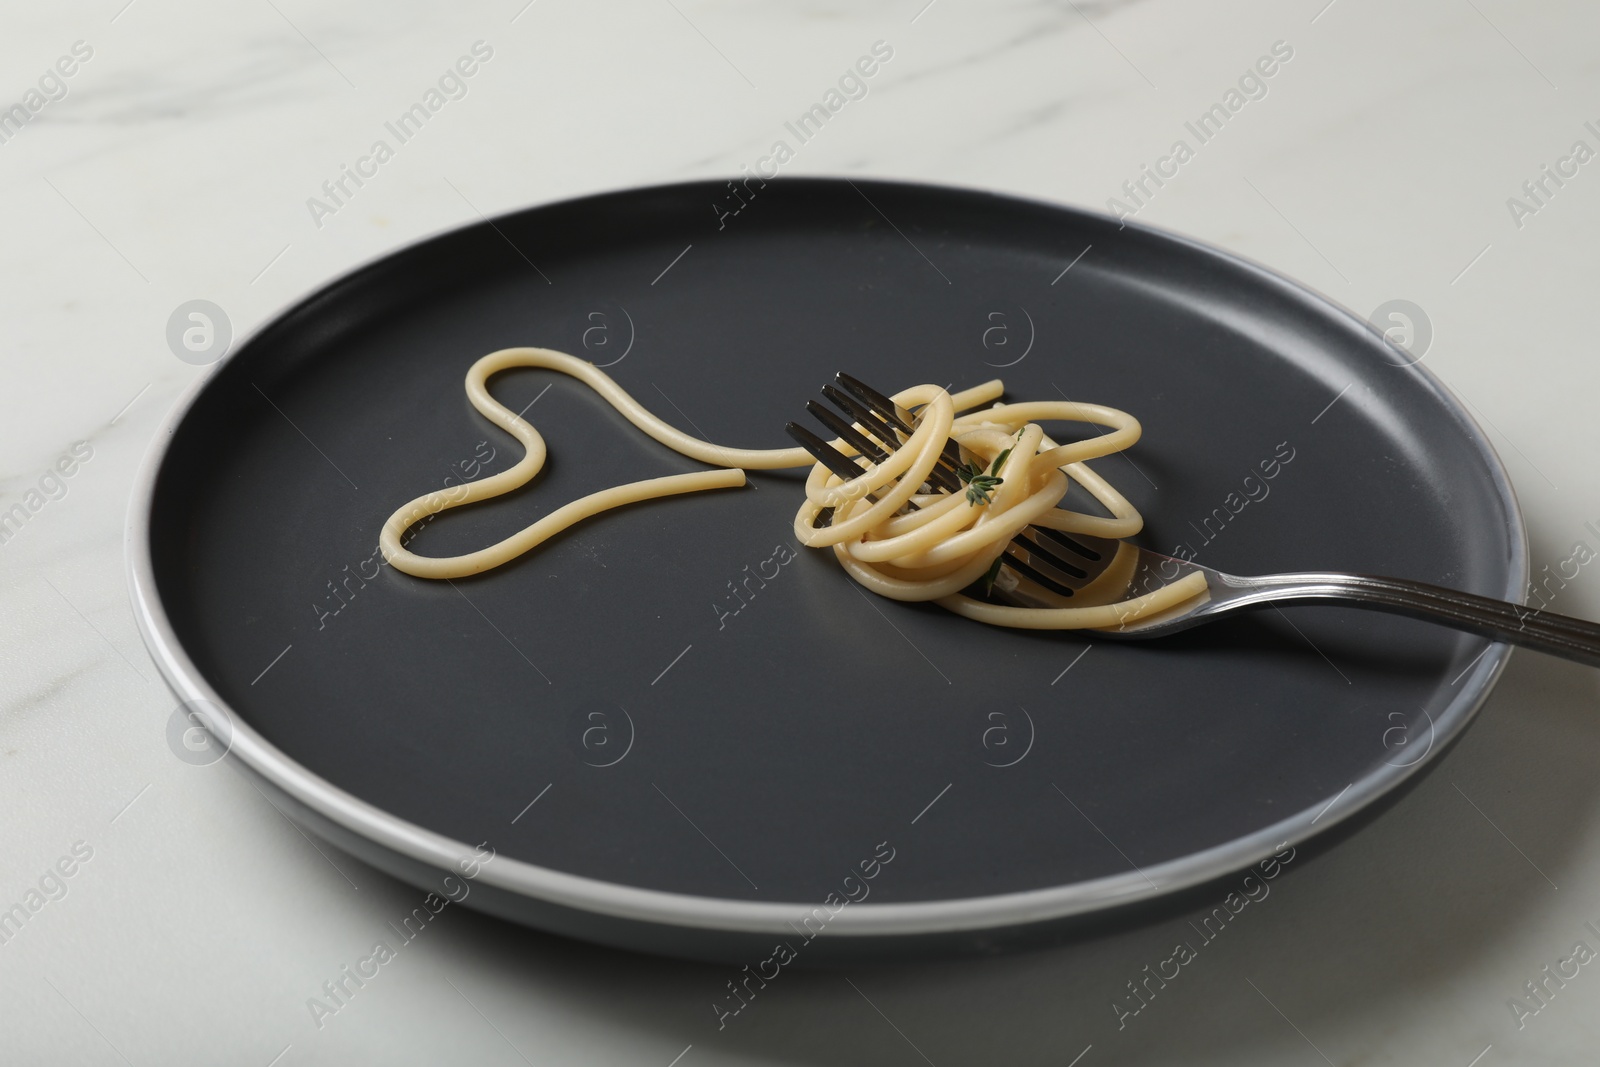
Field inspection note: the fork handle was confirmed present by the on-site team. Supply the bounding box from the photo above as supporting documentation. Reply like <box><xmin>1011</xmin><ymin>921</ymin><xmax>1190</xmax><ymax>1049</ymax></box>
<box><xmin>1222</xmin><ymin>571</ymin><xmax>1600</xmax><ymax>668</ymax></box>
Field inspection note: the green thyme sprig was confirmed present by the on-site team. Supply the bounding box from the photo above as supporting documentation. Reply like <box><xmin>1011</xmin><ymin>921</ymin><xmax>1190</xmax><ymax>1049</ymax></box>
<box><xmin>955</xmin><ymin>445</ymin><xmax>1015</xmax><ymax>507</ymax></box>
<box><xmin>956</xmin><ymin>462</ymin><xmax>1001</xmax><ymax>505</ymax></box>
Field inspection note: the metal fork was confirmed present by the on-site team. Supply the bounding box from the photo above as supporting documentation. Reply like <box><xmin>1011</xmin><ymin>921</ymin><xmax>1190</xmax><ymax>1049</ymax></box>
<box><xmin>787</xmin><ymin>374</ymin><xmax>1600</xmax><ymax>667</ymax></box>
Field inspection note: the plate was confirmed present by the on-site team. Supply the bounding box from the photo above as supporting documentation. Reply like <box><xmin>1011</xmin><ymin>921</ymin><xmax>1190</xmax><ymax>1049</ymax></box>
<box><xmin>129</xmin><ymin>178</ymin><xmax>1524</xmax><ymax>963</ymax></box>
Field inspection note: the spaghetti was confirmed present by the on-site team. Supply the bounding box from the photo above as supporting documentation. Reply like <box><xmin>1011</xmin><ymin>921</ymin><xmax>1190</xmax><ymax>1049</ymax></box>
<box><xmin>379</xmin><ymin>347</ymin><xmax>1208</xmax><ymax>629</ymax></box>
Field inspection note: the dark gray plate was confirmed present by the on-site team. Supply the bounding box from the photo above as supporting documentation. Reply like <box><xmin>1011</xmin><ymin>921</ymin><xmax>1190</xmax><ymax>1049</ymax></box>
<box><xmin>129</xmin><ymin>178</ymin><xmax>1523</xmax><ymax>964</ymax></box>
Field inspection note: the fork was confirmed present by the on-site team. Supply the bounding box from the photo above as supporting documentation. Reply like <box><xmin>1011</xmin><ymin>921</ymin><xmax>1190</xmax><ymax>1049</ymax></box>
<box><xmin>786</xmin><ymin>374</ymin><xmax>1600</xmax><ymax>667</ymax></box>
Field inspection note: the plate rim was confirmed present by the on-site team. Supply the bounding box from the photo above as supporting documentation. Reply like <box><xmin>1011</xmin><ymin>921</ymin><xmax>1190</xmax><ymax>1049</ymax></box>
<box><xmin>125</xmin><ymin>175</ymin><xmax>1527</xmax><ymax>938</ymax></box>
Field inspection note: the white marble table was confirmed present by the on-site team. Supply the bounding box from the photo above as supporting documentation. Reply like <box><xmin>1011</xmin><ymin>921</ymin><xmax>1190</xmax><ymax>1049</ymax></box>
<box><xmin>5</xmin><ymin>0</ymin><xmax>1599</xmax><ymax>1062</ymax></box>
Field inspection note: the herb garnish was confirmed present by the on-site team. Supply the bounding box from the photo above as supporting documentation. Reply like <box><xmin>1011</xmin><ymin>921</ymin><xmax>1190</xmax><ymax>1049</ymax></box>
<box><xmin>981</xmin><ymin>555</ymin><xmax>1005</xmax><ymax>594</ymax></box>
<box><xmin>956</xmin><ymin>448</ymin><xmax>1013</xmax><ymax>507</ymax></box>
<box><xmin>956</xmin><ymin>462</ymin><xmax>1001</xmax><ymax>506</ymax></box>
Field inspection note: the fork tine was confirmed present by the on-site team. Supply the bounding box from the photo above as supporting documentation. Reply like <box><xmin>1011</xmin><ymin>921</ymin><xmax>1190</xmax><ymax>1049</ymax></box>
<box><xmin>825</xmin><ymin>382</ymin><xmax>902</xmax><ymax>441</ymax></box>
<box><xmin>784</xmin><ymin>422</ymin><xmax>870</xmax><ymax>483</ymax></box>
<box><xmin>994</xmin><ymin>550</ymin><xmax>1079</xmax><ymax>597</ymax></box>
<box><xmin>1033</xmin><ymin>527</ymin><xmax>1105</xmax><ymax>561</ymax></box>
<box><xmin>820</xmin><ymin>386</ymin><xmax>961</xmax><ymax>494</ymax></box>
<box><xmin>834</xmin><ymin>373</ymin><xmax>917</xmax><ymax>432</ymax></box>
<box><xmin>835</xmin><ymin>373</ymin><xmax>965</xmax><ymax>472</ymax></box>
<box><xmin>805</xmin><ymin>400</ymin><xmax>891</xmax><ymax>465</ymax></box>
<box><xmin>1012</xmin><ymin>532</ymin><xmax>1087</xmax><ymax>579</ymax></box>
<box><xmin>819</xmin><ymin>384</ymin><xmax>898</xmax><ymax>448</ymax></box>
